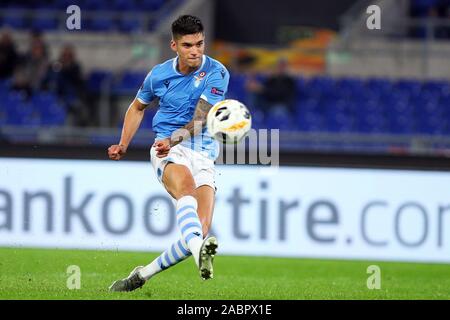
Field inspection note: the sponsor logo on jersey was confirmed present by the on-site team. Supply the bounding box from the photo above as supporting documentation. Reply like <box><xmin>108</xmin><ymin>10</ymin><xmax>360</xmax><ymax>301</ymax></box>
<box><xmin>211</xmin><ymin>87</ymin><xmax>224</xmax><ymax>96</ymax></box>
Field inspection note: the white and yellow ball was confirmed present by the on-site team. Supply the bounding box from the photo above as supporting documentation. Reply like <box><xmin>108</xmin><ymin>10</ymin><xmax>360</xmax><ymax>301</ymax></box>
<box><xmin>207</xmin><ymin>99</ymin><xmax>252</xmax><ymax>144</ymax></box>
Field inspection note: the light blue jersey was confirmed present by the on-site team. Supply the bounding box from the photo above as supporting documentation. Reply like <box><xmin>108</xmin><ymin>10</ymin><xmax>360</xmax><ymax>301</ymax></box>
<box><xmin>136</xmin><ymin>55</ymin><xmax>230</xmax><ymax>160</ymax></box>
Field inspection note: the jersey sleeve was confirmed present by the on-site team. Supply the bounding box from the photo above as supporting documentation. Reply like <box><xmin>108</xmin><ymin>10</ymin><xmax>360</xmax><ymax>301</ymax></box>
<box><xmin>200</xmin><ymin>67</ymin><xmax>230</xmax><ymax>106</ymax></box>
<box><xmin>135</xmin><ymin>69</ymin><xmax>155</xmax><ymax>105</ymax></box>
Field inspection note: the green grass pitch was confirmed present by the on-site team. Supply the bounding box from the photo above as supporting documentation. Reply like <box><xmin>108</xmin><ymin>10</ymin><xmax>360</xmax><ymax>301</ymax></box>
<box><xmin>0</xmin><ymin>247</ymin><xmax>449</xmax><ymax>300</ymax></box>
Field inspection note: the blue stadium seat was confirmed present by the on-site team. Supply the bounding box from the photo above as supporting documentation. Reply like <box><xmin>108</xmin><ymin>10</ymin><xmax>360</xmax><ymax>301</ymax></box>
<box><xmin>83</xmin><ymin>0</ymin><xmax>109</xmax><ymax>11</ymax></box>
<box><xmin>114</xmin><ymin>71</ymin><xmax>147</xmax><ymax>94</ymax></box>
<box><xmin>39</xmin><ymin>112</ymin><xmax>66</xmax><ymax>126</ymax></box>
<box><xmin>141</xmin><ymin>0</ymin><xmax>165</xmax><ymax>11</ymax></box>
<box><xmin>53</xmin><ymin>0</ymin><xmax>80</xmax><ymax>10</ymax></box>
<box><xmin>1</xmin><ymin>10</ymin><xmax>27</xmax><ymax>29</ymax></box>
<box><xmin>227</xmin><ymin>74</ymin><xmax>248</xmax><ymax>103</ymax></box>
<box><xmin>31</xmin><ymin>92</ymin><xmax>66</xmax><ymax>126</ymax></box>
<box><xmin>422</xmin><ymin>80</ymin><xmax>450</xmax><ymax>96</ymax></box>
<box><xmin>414</xmin><ymin>99</ymin><xmax>443</xmax><ymax>119</ymax></box>
<box><xmin>307</xmin><ymin>76</ymin><xmax>336</xmax><ymax>98</ymax></box>
<box><xmin>4</xmin><ymin>92</ymin><xmax>34</xmax><ymax>126</ymax></box>
<box><xmin>0</xmin><ymin>80</ymin><xmax>11</xmax><ymax>98</ymax></box>
<box><xmin>296</xmin><ymin>108</ymin><xmax>324</xmax><ymax>132</ymax></box>
<box><xmin>141</xmin><ymin>108</ymin><xmax>156</xmax><ymax>129</ymax></box>
<box><xmin>336</xmin><ymin>77</ymin><xmax>365</xmax><ymax>100</ymax></box>
<box><xmin>416</xmin><ymin>113</ymin><xmax>445</xmax><ymax>135</ymax></box>
<box><xmin>440</xmin><ymin>95</ymin><xmax>450</xmax><ymax>114</ymax></box>
<box><xmin>393</xmin><ymin>79</ymin><xmax>422</xmax><ymax>95</ymax></box>
<box><xmin>295</xmin><ymin>77</ymin><xmax>308</xmax><ymax>101</ymax></box>
<box><xmin>295</xmin><ymin>77</ymin><xmax>306</xmax><ymax>90</ymax></box>
<box><xmin>265</xmin><ymin>109</ymin><xmax>297</xmax><ymax>131</ymax></box>
<box><xmin>88</xmin><ymin>70</ymin><xmax>113</xmax><ymax>92</ymax></box>
<box><xmin>354</xmin><ymin>99</ymin><xmax>387</xmax><ymax>133</ymax></box>
<box><xmin>365</xmin><ymin>78</ymin><xmax>392</xmax><ymax>93</ymax></box>
<box><xmin>32</xmin><ymin>0</ymin><xmax>60</xmax><ymax>10</ymax></box>
<box><xmin>249</xmin><ymin>109</ymin><xmax>265</xmax><ymax>130</ymax></box>
<box><xmin>0</xmin><ymin>90</ymin><xmax>6</xmax><ymax>123</ymax></box>
<box><xmin>387</xmin><ymin>115</ymin><xmax>415</xmax><ymax>134</ymax></box>
<box><xmin>5</xmin><ymin>91</ymin><xmax>27</xmax><ymax>108</ymax></box>
<box><xmin>119</xmin><ymin>16</ymin><xmax>142</xmax><ymax>32</ymax></box>
<box><xmin>3</xmin><ymin>2</ymin><xmax>28</xmax><ymax>9</ymax></box>
<box><xmin>31</xmin><ymin>14</ymin><xmax>59</xmax><ymax>31</ymax></box>
<box><xmin>113</xmin><ymin>0</ymin><xmax>137</xmax><ymax>11</ymax></box>
<box><xmin>86</xmin><ymin>16</ymin><xmax>115</xmax><ymax>31</ymax></box>
<box><xmin>326</xmin><ymin>114</ymin><xmax>355</xmax><ymax>133</ymax></box>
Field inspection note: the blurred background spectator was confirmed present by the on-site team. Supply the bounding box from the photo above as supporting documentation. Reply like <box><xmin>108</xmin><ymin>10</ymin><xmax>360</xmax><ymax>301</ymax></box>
<box><xmin>0</xmin><ymin>30</ymin><xmax>18</xmax><ymax>80</ymax></box>
<box><xmin>246</xmin><ymin>58</ymin><xmax>297</xmax><ymax>117</ymax></box>
<box><xmin>12</xmin><ymin>32</ymin><xmax>49</xmax><ymax>98</ymax></box>
<box><xmin>409</xmin><ymin>0</ymin><xmax>450</xmax><ymax>38</ymax></box>
<box><xmin>45</xmin><ymin>45</ymin><xmax>91</xmax><ymax>126</ymax></box>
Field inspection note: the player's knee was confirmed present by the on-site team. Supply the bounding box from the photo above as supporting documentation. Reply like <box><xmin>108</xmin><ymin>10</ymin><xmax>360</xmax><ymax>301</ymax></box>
<box><xmin>173</xmin><ymin>179</ymin><xmax>196</xmax><ymax>199</ymax></box>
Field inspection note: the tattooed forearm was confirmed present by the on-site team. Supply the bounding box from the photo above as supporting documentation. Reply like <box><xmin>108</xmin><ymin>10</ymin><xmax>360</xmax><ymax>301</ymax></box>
<box><xmin>169</xmin><ymin>98</ymin><xmax>213</xmax><ymax>146</ymax></box>
<box><xmin>193</xmin><ymin>98</ymin><xmax>213</xmax><ymax>123</ymax></box>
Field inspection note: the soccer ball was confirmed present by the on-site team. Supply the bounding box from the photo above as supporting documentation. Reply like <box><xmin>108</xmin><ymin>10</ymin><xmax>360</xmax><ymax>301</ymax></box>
<box><xmin>207</xmin><ymin>99</ymin><xmax>252</xmax><ymax>144</ymax></box>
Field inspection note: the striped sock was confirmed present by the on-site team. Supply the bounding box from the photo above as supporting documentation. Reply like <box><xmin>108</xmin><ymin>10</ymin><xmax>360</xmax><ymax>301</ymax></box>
<box><xmin>139</xmin><ymin>238</ymin><xmax>191</xmax><ymax>280</ymax></box>
<box><xmin>176</xmin><ymin>195</ymin><xmax>204</xmax><ymax>266</ymax></box>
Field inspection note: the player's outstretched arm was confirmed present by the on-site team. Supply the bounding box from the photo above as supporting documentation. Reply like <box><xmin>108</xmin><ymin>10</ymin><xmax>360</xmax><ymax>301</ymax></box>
<box><xmin>108</xmin><ymin>98</ymin><xmax>148</xmax><ymax>160</ymax></box>
<box><xmin>154</xmin><ymin>98</ymin><xmax>212</xmax><ymax>158</ymax></box>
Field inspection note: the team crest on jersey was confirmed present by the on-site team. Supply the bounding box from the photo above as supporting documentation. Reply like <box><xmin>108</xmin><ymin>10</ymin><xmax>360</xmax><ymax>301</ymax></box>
<box><xmin>194</xmin><ymin>71</ymin><xmax>206</xmax><ymax>87</ymax></box>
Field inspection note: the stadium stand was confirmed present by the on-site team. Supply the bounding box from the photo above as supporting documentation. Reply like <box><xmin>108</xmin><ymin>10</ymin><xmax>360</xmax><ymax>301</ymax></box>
<box><xmin>2</xmin><ymin>71</ymin><xmax>450</xmax><ymax>136</ymax></box>
<box><xmin>0</xmin><ymin>0</ymin><xmax>449</xmax><ymax>155</ymax></box>
<box><xmin>232</xmin><ymin>75</ymin><xmax>450</xmax><ymax>135</ymax></box>
<box><xmin>0</xmin><ymin>0</ymin><xmax>178</xmax><ymax>32</ymax></box>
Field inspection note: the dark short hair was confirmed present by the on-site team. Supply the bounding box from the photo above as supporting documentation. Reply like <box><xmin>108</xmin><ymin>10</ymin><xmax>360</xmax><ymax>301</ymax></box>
<box><xmin>171</xmin><ymin>15</ymin><xmax>204</xmax><ymax>39</ymax></box>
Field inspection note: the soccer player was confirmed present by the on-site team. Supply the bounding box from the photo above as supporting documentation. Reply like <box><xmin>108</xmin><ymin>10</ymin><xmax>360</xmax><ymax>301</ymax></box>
<box><xmin>107</xmin><ymin>15</ymin><xmax>230</xmax><ymax>292</ymax></box>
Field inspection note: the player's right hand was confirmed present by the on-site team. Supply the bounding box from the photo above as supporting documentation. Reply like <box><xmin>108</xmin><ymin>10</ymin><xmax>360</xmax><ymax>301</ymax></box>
<box><xmin>108</xmin><ymin>144</ymin><xmax>127</xmax><ymax>160</ymax></box>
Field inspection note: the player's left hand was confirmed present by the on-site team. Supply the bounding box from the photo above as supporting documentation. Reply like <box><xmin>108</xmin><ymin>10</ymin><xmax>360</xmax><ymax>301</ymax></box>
<box><xmin>153</xmin><ymin>138</ymin><xmax>171</xmax><ymax>158</ymax></box>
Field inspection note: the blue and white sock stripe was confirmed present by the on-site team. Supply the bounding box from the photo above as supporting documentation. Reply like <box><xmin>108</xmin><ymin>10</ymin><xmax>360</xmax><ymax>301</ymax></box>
<box><xmin>181</xmin><ymin>222</ymin><xmax>202</xmax><ymax>237</ymax></box>
<box><xmin>185</xmin><ymin>232</ymin><xmax>201</xmax><ymax>244</ymax></box>
<box><xmin>177</xmin><ymin>239</ymin><xmax>191</xmax><ymax>256</ymax></box>
<box><xmin>157</xmin><ymin>242</ymin><xmax>190</xmax><ymax>270</ymax></box>
<box><xmin>176</xmin><ymin>205</ymin><xmax>203</xmax><ymax>244</ymax></box>
<box><xmin>178</xmin><ymin>212</ymin><xmax>199</xmax><ymax>228</ymax></box>
<box><xmin>177</xmin><ymin>205</ymin><xmax>197</xmax><ymax>217</ymax></box>
<box><xmin>171</xmin><ymin>243</ymin><xmax>181</xmax><ymax>261</ymax></box>
<box><xmin>180</xmin><ymin>222</ymin><xmax>202</xmax><ymax>240</ymax></box>
<box><xmin>157</xmin><ymin>256</ymin><xmax>167</xmax><ymax>270</ymax></box>
<box><xmin>163</xmin><ymin>252</ymin><xmax>171</xmax><ymax>266</ymax></box>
